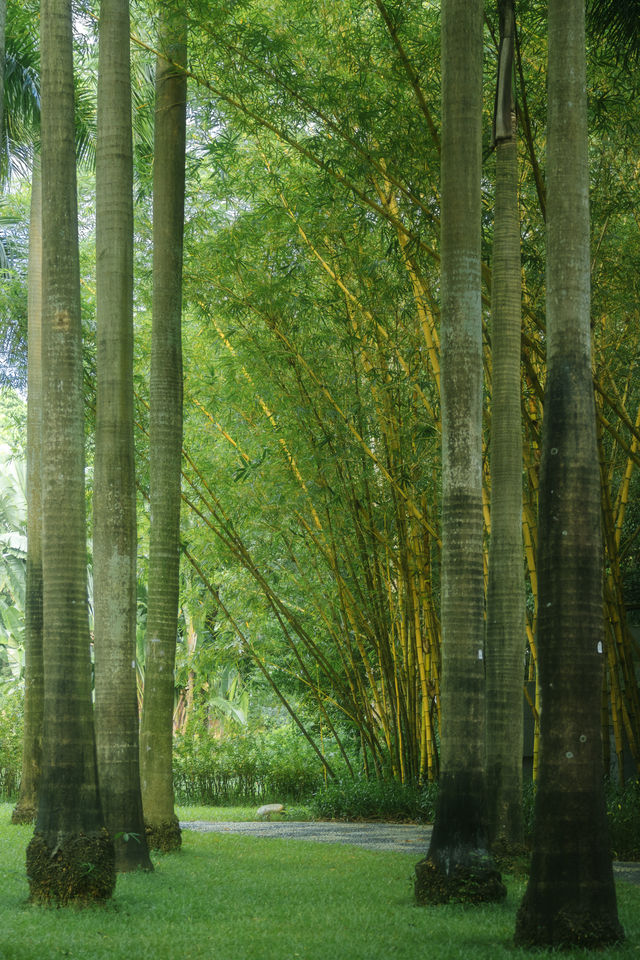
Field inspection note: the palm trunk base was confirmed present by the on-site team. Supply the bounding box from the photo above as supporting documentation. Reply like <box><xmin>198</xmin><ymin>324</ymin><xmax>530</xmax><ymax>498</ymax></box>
<box><xmin>114</xmin><ymin>835</ymin><xmax>154</xmax><ymax>873</ymax></box>
<box><xmin>415</xmin><ymin>853</ymin><xmax>506</xmax><ymax>905</ymax></box>
<box><xmin>26</xmin><ymin>830</ymin><xmax>115</xmax><ymax>905</ymax></box>
<box><xmin>144</xmin><ymin>816</ymin><xmax>181</xmax><ymax>852</ymax></box>
<box><xmin>515</xmin><ymin>891</ymin><xmax>625</xmax><ymax>948</ymax></box>
<box><xmin>487</xmin><ymin>763</ymin><xmax>524</xmax><ymax>852</ymax></box>
<box><xmin>11</xmin><ymin>801</ymin><xmax>37</xmax><ymax>825</ymax></box>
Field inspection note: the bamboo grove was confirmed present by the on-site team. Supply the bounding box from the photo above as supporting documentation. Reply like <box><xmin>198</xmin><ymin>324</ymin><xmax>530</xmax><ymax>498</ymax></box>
<box><xmin>2</xmin><ymin>0</ymin><xmax>639</xmax><ymax>789</ymax></box>
<box><xmin>121</xmin><ymin>0</ymin><xmax>640</xmax><ymax>785</ymax></box>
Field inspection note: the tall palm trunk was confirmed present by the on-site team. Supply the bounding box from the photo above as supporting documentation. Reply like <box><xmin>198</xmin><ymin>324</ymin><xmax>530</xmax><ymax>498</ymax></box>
<box><xmin>26</xmin><ymin>0</ymin><xmax>115</xmax><ymax>904</ymax></box>
<box><xmin>415</xmin><ymin>0</ymin><xmax>504</xmax><ymax>904</ymax></box>
<box><xmin>93</xmin><ymin>0</ymin><xmax>152</xmax><ymax>872</ymax></box>
<box><xmin>485</xmin><ymin>0</ymin><xmax>526</xmax><ymax>855</ymax></box>
<box><xmin>515</xmin><ymin>0</ymin><xmax>623</xmax><ymax>947</ymax></box>
<box><xmin>139</xmin><ymin>6</ymin><xmax>187</xmax><ymax>852</ymax></box>
<box><xmin>12</xmin><ymin>159</ymin><xmax>43</xmax><ymax>826</ymax></box>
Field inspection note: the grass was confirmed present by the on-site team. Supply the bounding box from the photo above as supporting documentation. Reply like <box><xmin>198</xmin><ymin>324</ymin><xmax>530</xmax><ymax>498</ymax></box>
<box><xmin>0</xmin><ymin>804</ymin><xmax>638</xmax><ymax>960</ymax></box>
<box><xmin>176</xmin><ymin>803</ymin><xmax>314</xmax><ymax>822</ymax></box>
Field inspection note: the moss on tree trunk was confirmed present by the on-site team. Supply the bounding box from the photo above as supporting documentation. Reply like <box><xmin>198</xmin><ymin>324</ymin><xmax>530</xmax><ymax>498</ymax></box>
<box><xmin>26</xmin><ymin>830</ymin><xmax>115</xmax><ymax>905</ymax></box>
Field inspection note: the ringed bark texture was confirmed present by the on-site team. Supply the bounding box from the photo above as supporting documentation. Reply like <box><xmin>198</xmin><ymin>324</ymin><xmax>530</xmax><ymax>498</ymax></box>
<box><xmin>13</xmin><ymin>162</ymin><xmax>43</xmax><ymax>826</ymax></box>
<box><xmin>93</xmin><ymin>0</ymin><xmax>152</xmax><ymax>873</ymax></box>
<box><xmin>139</xmin><ymin>9</ymin><xmax>187</xmax><ymax>852</ymax></box>
<box><xmin>514</xmin><ymin>0</ymin><xmax>623</xmax><ymax>947</ymax></box>
<box><xmin>27</xmin><ymin>0</ymin><xmax>114</xmax><ymax>904</ymax></box>
<box><xmin>415</xmin><ymin>0</ymin><xmax>504</xmax><ymax>905</ymax></box>
<box><xmin>485</xmin><ymin>0</ymin><xmax>526</xmax><ymax>857</ymax></box>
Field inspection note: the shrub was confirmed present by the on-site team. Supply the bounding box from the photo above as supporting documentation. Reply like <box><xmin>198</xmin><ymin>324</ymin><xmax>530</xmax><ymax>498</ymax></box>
<box><xmin>310</xmin><ymin>777</ymin><xmax>438</xmax><ymax>823</ymax></box>
<box><xmin>0</xmin><ymin>691</ymin><xmax>23</xmax><ymax>800</ymax></box>
<box><xmin>606</xmin><ymin>778</ymin><xmax>640</xmax><ymax>861</ymax></box>
<box><xmin>172</xmin><ymin>725</ymin><xmax>337</xmax><ymax>805</ymax></box>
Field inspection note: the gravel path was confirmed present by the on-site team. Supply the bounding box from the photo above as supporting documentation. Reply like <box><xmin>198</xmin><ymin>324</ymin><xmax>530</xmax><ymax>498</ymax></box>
<box><xmin>181</xmin><ymin>819</ymin><xmax>431</xmax><ymax>854</ymax></box>
<box><xmin>181</xmin><ymin>820</ymin><xmax>640</xmax><ymax>884</ymax></box>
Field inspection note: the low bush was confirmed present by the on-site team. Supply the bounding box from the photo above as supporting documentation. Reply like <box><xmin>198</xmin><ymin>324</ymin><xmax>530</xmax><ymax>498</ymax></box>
<box><xmin>606</xmin><ymin>778</ymin><xmax>640</xmax><ymax>861</ymax></box>
<box><xmin>172</xmin><ymin>725</ymin><xmax>340</xmax><ymax>805</ymax></box>
<box><xmin>310</xmin><ymin>777</ymin><xmax>438</xmax><ymax>822</ymax></box>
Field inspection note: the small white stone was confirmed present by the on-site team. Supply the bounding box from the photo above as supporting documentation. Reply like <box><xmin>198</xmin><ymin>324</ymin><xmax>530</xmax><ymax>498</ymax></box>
<box><xmin>256</xmin><ymin>803</ymin><xmax>284</xmax><ymax>820</ymax></box>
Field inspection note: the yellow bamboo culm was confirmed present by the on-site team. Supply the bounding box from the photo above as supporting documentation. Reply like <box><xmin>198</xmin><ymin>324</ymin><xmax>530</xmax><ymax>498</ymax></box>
<box><xmin>613</xmin><ymin>400</ymin><xmax>640</xmax><ymax>548</ymax></box>
<box><xmin>375</xmin><ymin>177</ymin><xmax>441</xmax><ymax>392</ymax></box>
<box><xmin>604</xmin><ymin>615</ymin><xmax>626</xmax><ymax>779</ymax></box>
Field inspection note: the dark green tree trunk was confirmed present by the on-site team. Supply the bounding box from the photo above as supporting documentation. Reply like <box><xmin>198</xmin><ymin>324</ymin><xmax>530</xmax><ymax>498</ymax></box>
<box><xmin>415</xmin><ymin>0</ymin><xmax>504</xmax><ymax>905</ymax></box>
<box><xmin>26</xmin><ymin>0</ymin><xmax>114</xmax><ymax>904</ymax></box>
<box><xmin>485</xmin><ymin>0</ymin><xmax>526</xmax><ymax>857</ymax></box>
<box><xmin>12</xmin><ymin>159</ymin><xmax>43</xmax><ymax>826</ymax></box>
<box><xmin>139</xmin><ymin>6</ymin><xmax>187</xmax><ymax>853</ymax></box>
<box><xmin>515</xmin><ymin>0</ymin><xmax>624</xmax><ymax>947</ymax></box>
<box><xmin>93</xmin><ymin>0</ymin><xmax>152</xmax><ymax>873</ymax></box>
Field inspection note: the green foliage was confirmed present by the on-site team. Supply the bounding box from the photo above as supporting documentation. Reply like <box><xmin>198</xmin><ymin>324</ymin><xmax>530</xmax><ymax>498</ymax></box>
<box><xmin>0</xmin><ymin>441</ymin><xmax>26</xmax><ymax>691</ymax></box>
<box><xmin>0</xmin><ymin>690</ymin><xmax>23</xmax><ymax>800</ymax></box>
<box><xmin>606</xmin><ymin>779</ymin><xmax>640</xmax><ymax>861</ymax></box>
<box><xmin>311</xmin><ymin>777</ymin><xmax>438</xmax><ymax>823</ymax></box>
<box><xmin>588</xmin><ymin>0</ymin><xmax>640</xmax><ymax>61</ymax></box>
<box><xmin>173</xmin><ymin>724</ymin><xmax>342</xmax><ymax>805</ymax></box>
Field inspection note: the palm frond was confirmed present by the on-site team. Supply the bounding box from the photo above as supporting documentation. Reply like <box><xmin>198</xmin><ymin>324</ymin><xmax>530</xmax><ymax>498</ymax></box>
<box><xmin>588</xmin><ymin>0</ymin><xmax>640</xmax><ymax>61</ymax></box>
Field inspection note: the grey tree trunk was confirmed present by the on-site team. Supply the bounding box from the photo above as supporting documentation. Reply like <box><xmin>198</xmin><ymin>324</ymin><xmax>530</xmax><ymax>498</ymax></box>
<box><xmin>93</xmin><ymin>0</ymin><xmax>152</xmax><ymax>873</ymax></box>
<box><xmin>485</xmin><ymin>0</ymin><xmax>526</xmax><ymax>856</ymax></box>
<box><xmin>139</xmin><ymin>6</ymin><xmax>187</xmax><ymax>853</ymax></box>
<box><xmin>515</xmin><ymin>0</ymin><xmax>624</xmax><ymax>947</ymax></box>
<box><xmin>415</xmin><ymin>0</ymin><xmax>505</xmax><ymax>905</ymax></box>
<box><xmin>26</xmin><ymin>0</ymin><xmax>114</xmax><ymax>904</ymax></box>
<box><xmin>12</xmin><ymin>159</ymin><xmax>43</xmax><ymax>826</ymax></box>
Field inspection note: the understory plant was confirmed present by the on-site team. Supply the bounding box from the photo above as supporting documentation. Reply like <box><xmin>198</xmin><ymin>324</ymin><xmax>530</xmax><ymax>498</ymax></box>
<box><xmin>172</xmin><ymin>723</ymin><xmax>345</xmax><ymax>805</ymax></box>
<box><xmin>0</xmin><ymin>691</ymin><xmax>23</xmax><ymax>799</ymax></box>
<box><xmin>311</xmin><ymin>777</ymin><xmax>438</xmax><ymax>823</ymax></box>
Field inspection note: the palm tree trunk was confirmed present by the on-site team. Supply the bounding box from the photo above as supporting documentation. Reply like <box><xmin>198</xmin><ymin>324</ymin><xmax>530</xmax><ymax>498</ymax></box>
<box><xmin>12</xmin><ymin>158</ymin><xmax>43</xmax><ymax>826</ymax></box>
<box><xmin>26</xmin><ymin>0</ymin><xmax>115</xmax><ymax>905</ymax></box>
<box><xmin>139</xmin><ymin>6</ymin><xmax>187</xmax><ymax>852</ymax></box>
<box><xmin>93</xmin><ymin>0</ymin><xmax>152</xmax><ymax>873</ymax></box>
<box><xmin>515</xmin><ymin>0</ymin><xmax>623</xmax><ymax>946</ymax></box>
<box><xmin>485</xmin><ymin>0</ymin><xmax>526</xmax><ymax>855</ymax></box>
<box><xmin>415</xmin><ymin>0</ymin><xmax>504</xmax><ymax>905</ymax></box>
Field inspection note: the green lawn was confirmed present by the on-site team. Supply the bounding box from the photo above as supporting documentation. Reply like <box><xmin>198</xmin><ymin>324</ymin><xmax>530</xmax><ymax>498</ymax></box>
<box><xmin>1</xmin><ymin>805</ymin><xmax>638</xmax><ymax>960</ymax></box>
